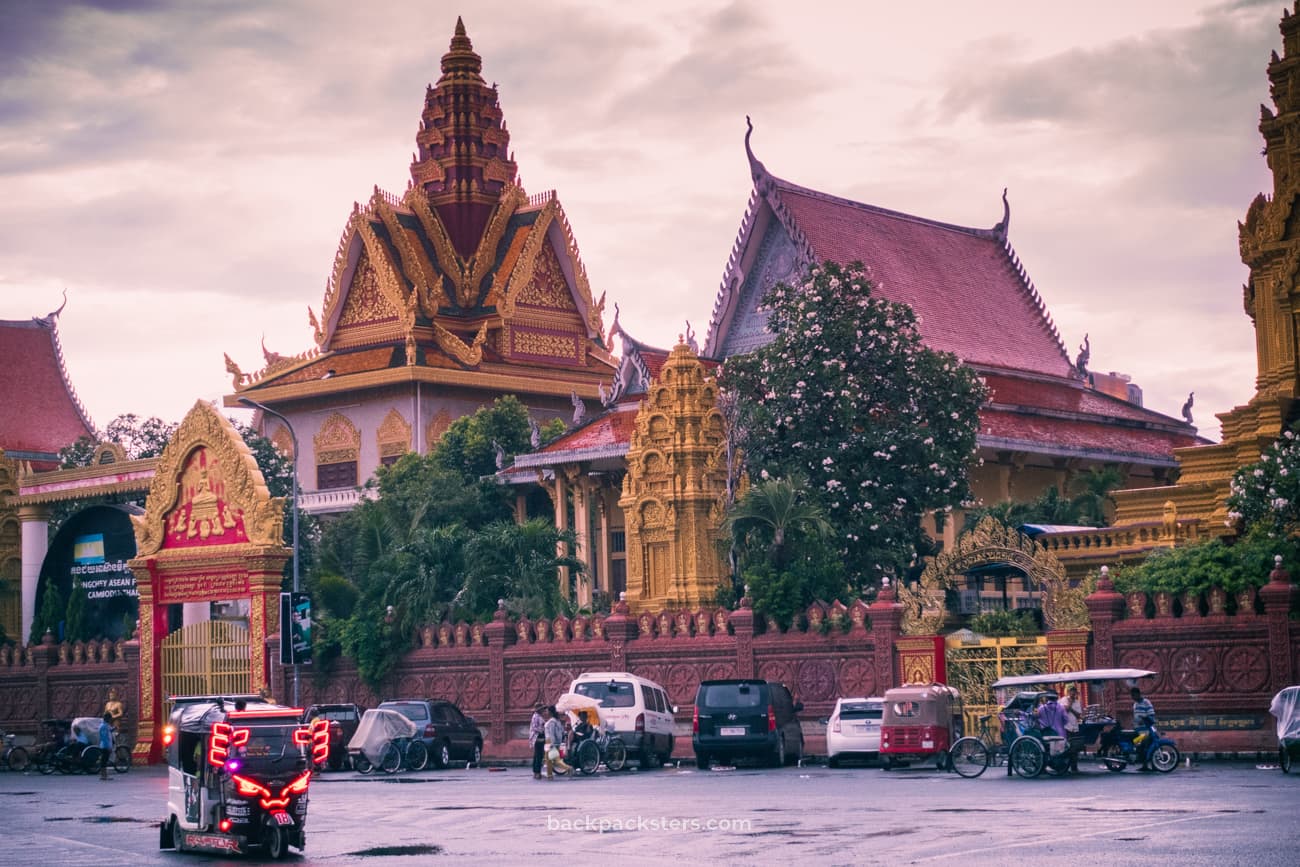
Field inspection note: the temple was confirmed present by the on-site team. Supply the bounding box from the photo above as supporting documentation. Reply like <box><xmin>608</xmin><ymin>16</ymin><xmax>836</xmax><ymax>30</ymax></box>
<box><xmin>704</xmin><ymin>121</ymin><xmax>1203</xmax><ymax>557</ymax></box>
<box><xmin>222</xmin><ymin>19</ymin><xmax>614</xmax><ymax>512</ymax></box>
<box><xmin>0</xmin><ymin>301</ymin><xmax>96</xmax><ymax>639</ymax></box>
<box><xmin>1100</xmin><ymin>8</ymin><xmax>1300</xmax><ymax>534</ymax></box>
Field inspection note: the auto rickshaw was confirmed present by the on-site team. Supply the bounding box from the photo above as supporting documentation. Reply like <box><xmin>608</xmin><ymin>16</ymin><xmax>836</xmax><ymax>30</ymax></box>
<box><xmin>879</xmin><ymin>683</ymin><xmax>963</xmax><ymax>770</ymax></box>
<box><xmin>159</xmin><ymin>694</ymin><xmax>328</xmax><ymax>859</ymax></box>
<box><xmin>1270</xmin><ymin>685</ymin><xmax>1300</xmax><ymax>774</ymax></box>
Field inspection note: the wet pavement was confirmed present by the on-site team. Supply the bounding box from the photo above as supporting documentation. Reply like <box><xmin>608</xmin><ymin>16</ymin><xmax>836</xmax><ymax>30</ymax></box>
<box><xmin>2</xmin><ymin>758</ymin><xmax>1297</xmax><ymax>865</ymax></box>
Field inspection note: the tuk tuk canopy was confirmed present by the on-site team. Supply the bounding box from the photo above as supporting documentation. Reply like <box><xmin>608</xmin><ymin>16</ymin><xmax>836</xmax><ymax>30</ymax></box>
<box><xmin>882</xmin><ymin>684</ymin><xmax>961</xmax><ymax>726</ymax></box>
<box><xmin>991</xmin><ymin>668</ymin><xmax>1157</xmax><ymax>689</ymax></box>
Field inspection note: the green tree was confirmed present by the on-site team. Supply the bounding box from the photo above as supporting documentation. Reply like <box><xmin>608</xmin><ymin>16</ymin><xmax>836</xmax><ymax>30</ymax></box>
<box><xmin>434</xmin><ymin>395</ymin><xmax>559</xmax><ymax>481</ymax></box>
<box><xmin>457</xmin><ymin>519</ymin><xmax>582</xmax><ymax>620</ymax></box>
<box><xmin>31</xmin><ymin>578</ymin><xmax>65</xmax><ymax>643</ymax></box>
<box><xmin>1069</xmin><ymin>466</ymin><xmax>1124</xmax><ymax>527</ymax></box>
<box><xmin>723</xmin><ymin>260</ymin><xmax>986</xmax><ymax>587</ymax></box>
<box><xmin>1227</xmin><ymin>425</ymin><xmax>1300</xmax><ymax>536</ymax></box>
<box><xmin>724</xmin><ymin>477</ymin><xmax>847</xmax><ymax>627</ymax></box>
<box><xmin>63</xmin><ymin>575</ymin><xmax>88</xmax><ymax>642</ymax></box>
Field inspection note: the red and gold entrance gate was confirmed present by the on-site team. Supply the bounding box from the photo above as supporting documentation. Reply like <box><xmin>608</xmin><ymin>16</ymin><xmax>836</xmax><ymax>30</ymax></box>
<box><xmin>128</xmin><ymin>401</ymin><xmax>289</xmax><ymax>763</ymax></box>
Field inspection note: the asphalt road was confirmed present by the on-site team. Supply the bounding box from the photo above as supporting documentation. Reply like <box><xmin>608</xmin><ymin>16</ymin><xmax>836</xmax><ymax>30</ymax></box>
<box><xmin>2</xmin><ymin>758</ymin><xmax>1297</xmax><ymax>866</ymax></box>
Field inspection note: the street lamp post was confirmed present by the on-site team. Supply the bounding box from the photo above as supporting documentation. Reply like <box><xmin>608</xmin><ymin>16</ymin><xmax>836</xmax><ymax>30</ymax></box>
<box><xmin>238</xmin><ymin>396</ymin><xmax>300</xmax><ymax>708</ymax></box>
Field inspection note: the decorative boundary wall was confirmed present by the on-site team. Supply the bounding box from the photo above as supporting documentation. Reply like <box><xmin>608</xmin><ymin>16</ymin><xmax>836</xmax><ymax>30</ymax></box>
<box><xmin>3</xmin><ymin>571</ymin><xmax>1295</xmax><ymax>759</ymax></box>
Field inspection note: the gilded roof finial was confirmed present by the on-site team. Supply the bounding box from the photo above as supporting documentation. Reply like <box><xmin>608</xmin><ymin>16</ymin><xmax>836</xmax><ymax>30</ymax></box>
<box><xmin>442</xmin><ymin>16</ymin><xmax>482</xmax><ymax>76</ymax></box>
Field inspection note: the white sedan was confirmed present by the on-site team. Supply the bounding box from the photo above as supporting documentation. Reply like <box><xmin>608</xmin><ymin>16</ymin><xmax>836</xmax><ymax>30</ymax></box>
<box><xmin>825</xmin><ymin>697</ymin><xmax>884</xmax><ymax>767</ymax></box>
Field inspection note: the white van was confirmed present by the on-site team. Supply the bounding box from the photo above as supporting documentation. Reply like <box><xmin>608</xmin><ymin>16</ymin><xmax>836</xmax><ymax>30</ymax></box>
<box><xmin>569</xmin><ymin>671</ymin><xmax>676</xmax><ymax>768</ymax></box>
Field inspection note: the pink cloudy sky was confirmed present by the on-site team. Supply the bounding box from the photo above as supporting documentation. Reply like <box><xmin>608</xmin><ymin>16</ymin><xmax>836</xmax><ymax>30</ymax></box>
<box><xmin>0</xmin><ymin>0</ymin><xmax>1283</xmax><ymax>440</ymax></box>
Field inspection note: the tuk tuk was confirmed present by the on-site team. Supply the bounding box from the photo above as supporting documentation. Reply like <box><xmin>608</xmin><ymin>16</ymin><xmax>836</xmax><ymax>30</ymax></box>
<box><xmin>879</xmin><ymin>683</ymin><xmax>963</xmax><ymax>770</ymax></box>
<box><xmin>1270</xmin><ymin>685</ymin><xmax>1300</xmax><ymax>774</ymax></box>
<box><xmin>159</xmin><ymin>694</ymin><xmax>328</xmax><ymax>859</ymax></box>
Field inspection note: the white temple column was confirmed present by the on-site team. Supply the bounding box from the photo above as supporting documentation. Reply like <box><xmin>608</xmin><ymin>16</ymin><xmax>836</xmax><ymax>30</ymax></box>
<box><xmin>553</xmin><ymin>471</ymin><xmax>570</xmax><ymax>600</ymax></box>
<box><xmin>19</xmin><ymin>503</ymin><xmax>50</xmax><ymax>644</ymax></box>
<box><xmin>573</xmin><ymin>475</ymin><xmax>592</xmax><ymax>609</ymax></box>
<box><xmin>597</xmin><ymin>485</ymin><xmax>612</xmax><ymax>597</ymax></box>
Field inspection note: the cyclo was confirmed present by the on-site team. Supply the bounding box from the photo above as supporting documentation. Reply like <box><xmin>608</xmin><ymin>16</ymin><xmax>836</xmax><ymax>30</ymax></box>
<box><xmin>1268</xmin><ymin>685</ymin><xmax>1299</xmax><ymax>774</ymax></box>
<box><xmin>159</xmin><ymin>694</ymin><xmax>329</xmax><ymax>859</ymax></box>
<box><xmin>879</xmin><ymin>683</ymin><xmax>964</xmax><ymax>770</ymax></box>
<box><xmin>554</xmin><ymin>692</ymin><xmax>628</xmax><ymax>774</ymax></box>
<box><xmin>948</xmin><ymin>668</ymin><xmax>1179</xmax><ymax>778</ymax></box>
<box><xmin>346</xmin><ymin>707</ymin><xmax>428</xmax><ymax>774</ymax></box>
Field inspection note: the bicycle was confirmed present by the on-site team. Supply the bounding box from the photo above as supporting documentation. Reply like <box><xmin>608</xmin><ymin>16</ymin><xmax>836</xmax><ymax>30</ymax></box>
<box><xmin>949</xmin><ymin>710</ymin><xmax>1026</xmax><ymax>779</ymax></box>
<box><xmin>572</xmin><ymin>729</ymin><xmax>628</xmax><ymax>775</ymax></box>
<box><xmin>356</xmin><ymin>736</ymin><xmax>428</xmax><ymax>774</ymax></box>
<box><xmin>110</xmin><ymin>734</ymin><xmax>133</xmax><ymax>774</ymax></box>
<box><xmin>1</xmin><ymin>729</ymin><xmax>30</xmax><ymax>772</ymax></box>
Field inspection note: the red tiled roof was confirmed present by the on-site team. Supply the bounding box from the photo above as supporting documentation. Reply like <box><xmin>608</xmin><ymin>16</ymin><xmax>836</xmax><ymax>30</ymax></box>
<box><xmin>980</xmin><ymin>408</ymin><xmax>1200</xmax><ymax>462</ymax></box>
<box><xmin>0</xmin><ymin>317</ymin><xmax>94</xmax><ymax>458</ymax></box>
<box><xmin>773</xmin><ymin>180</ymin><xmax>1074</xmax><ymax>379</ymax></box>
<box><xmin>539</xmin><ymin>405</ymin><xmax>638</xmax><ymax>454</ymax></box>
<box><xmin>983</xmin><ymin>373</ymin><xmax>1193</xmax><ymax>429</ymax></box>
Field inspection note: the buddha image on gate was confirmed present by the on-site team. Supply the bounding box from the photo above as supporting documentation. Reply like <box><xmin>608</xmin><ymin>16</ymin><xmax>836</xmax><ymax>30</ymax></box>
<box><xmin>165</xmin><ymin>447</ymin><xmax>248</xmax><ymax>546</ymax></box>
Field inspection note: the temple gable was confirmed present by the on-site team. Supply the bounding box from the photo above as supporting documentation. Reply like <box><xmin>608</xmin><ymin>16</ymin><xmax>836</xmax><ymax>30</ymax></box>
<box><xmin>717</xmin><ymin>219</ymin><xmax>801</xmax><ymax>358</ymax></box>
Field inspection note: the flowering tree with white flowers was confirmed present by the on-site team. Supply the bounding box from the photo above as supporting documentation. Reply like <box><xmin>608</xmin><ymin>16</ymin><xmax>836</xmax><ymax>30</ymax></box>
<box><xmin>722</xmin><ymin>260</ymin><xmax>987</xmax><ymax>588</ymax></box>
<box><xmin>1227</xmin><ymin>426</ymin><xmax>1300</xmax><ymax>536</ymax></box>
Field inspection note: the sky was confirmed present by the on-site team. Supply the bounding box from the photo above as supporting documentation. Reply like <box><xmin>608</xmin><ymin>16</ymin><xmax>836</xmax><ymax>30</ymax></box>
<box><xmin>0</xmin><ymin>0</ymin><xmax>1285</xmax><ymax>442</ymax></box>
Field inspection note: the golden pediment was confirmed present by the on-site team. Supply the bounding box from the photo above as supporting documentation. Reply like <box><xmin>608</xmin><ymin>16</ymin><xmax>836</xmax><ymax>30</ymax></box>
<box><xmin>132</xmin><ymin>401</ymin><xmax>286</xmax><ymax>558</ymax></box>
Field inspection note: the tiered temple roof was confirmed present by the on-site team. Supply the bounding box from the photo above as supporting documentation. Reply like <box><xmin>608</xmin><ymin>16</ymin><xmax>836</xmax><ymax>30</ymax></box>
<box><xmin>704</xmin><ymin>121</ymin><xmax>1202</xmax><ymax>468</ymax></box>
<box><xmin>0</xmin><ymin>302</ymin><xmax>95</xmax><ymax>470</ymax></box>
<box><xmin>224</xmin><ymin>19</ymin><xmax>614</xmax><ymax>407</ymax></box>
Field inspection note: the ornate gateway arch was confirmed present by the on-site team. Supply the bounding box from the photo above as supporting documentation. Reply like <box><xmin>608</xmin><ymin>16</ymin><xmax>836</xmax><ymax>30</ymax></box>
<box><xmin>897</xmin><ymin>517</ymin><xmax>1092</xmax><ymax>636</ymax></box>
<box><xmin>128</xmin><ymin>401</ymin><xmax>290</xmax><ymax>762</ymax></box>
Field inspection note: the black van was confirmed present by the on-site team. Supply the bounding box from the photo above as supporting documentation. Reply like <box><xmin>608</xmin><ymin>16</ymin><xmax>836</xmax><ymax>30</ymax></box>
<box><xmin>692</xmin><ymin>679</ymin><xmax>804</xmax><ymax>768</ymax></box>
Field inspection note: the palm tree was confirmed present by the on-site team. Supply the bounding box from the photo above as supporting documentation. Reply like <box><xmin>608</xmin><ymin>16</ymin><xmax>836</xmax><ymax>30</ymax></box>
<box><xmin>723</xmin><ymin>476</ymin><xmax>834</xmax><ymax>572</ymax></box>
<box><xmin>1070</xmin><ymin>466</ymin><xmax>1124</xmax><ymax>527</ymax></box>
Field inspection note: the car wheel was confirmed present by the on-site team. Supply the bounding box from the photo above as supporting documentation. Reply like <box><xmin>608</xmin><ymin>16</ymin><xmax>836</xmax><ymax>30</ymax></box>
<box><xmin>770</xmin><ymin>737</ymin><xmax>785</xmax><ymax>768</ymax></box>
<box><xmin>828</xmin><ymin>755</ymin><xmax>840</xmax><ymax>769</ymax></box>
<box><xmin>470</xmin><ymin>741</ymin><xmax>482</xmax><ymax>767</ymax></box>
<box><xmin>641</xmin><ymin>749</ymin><xmax>661</xmax><ymax>770</ymax></box>
<box><xmin>434</xmin><ymin>741</ymin><xmax>451</xmax><ymax>769</ymax></box>
<box><xmin>694</xmin><ymin>751</ymin><xmax>710</xmax><ymax>770</ymax></box>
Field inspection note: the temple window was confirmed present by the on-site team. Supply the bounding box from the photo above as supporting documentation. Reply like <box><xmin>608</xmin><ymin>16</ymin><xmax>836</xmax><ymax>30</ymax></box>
<box><xmin>377</xmin><ymin>408</ymin><xmax>412</xmax><ymax>468</ymax></box>
<box><xmin>313</xmin><ymin>412</ymin><xmax>360</xmax><ymax>491</ymax></box>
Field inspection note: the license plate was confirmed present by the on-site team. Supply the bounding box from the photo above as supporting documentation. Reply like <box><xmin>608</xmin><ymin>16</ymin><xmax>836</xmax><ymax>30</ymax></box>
<box><xmin>854</xmin><ymin>725</ymin><xmax>872</xmax><ymax>733</ymax></box>
<box><xmin>921</xmin><ymin>740</ymin><xmax>934</xmax><ymax>749</ymax></box>
<box><xmin>271</xmin><ymin>811</ymin><xmax>294</xmax><ymax>827</ymax></box>
<box><xmin>719</xmin><ymin>726</ymin><xmax>745</xmax><ymax>736</ymax></box>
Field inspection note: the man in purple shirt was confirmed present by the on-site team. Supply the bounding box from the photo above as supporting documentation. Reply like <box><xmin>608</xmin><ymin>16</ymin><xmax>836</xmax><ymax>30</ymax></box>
<box><xmin>1036</xmin><ymin>694</ymin><xmax>1069</xmax><ymax>739</ymax></box>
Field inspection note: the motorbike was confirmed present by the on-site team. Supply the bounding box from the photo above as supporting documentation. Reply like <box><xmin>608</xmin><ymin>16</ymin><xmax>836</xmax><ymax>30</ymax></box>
<box><xmin>1098</xmin><ymin>723</ymin><xmax>1181</xmax><ymax>773</ymax></box>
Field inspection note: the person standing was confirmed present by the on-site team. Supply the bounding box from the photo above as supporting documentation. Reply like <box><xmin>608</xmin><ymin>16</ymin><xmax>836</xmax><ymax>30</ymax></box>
<box><xmin>1130</xmin><ymin>686</ymin><xmax>1157</xmax><ymax>770</ymax></box>
<box><xmin>529</xmin><ymin>706</ymin><xmax>546</xmax><ymax>780</ymax></box>
<box><xmin>97</xmin><ymin>712</ymin><xmax>114</xmax><ymax>780</ymax></box>
<box><xmin>543</xmin><ymin>706</ymin><xmax>572</xmax><ymax>780</ymax></box>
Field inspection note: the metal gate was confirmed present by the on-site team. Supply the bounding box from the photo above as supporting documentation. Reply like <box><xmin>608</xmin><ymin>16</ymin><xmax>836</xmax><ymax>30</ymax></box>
<box><xmin>945</xmin><ymin>634</ymin><xmax>1048</xmax><ymax>736</ymax></box>
<box><xmin>160</xmin><ymin>620</ymin><xmax>251</xmax><ymax>716</ymax></box>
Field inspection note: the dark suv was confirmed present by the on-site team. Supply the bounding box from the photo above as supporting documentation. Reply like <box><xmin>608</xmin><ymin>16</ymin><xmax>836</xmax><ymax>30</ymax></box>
<box><xmin>693</xmin><ymin>679</ymin><xmax>804</xmax><ymax>768</ymax></box>
<box><xmin>303</xmin><ymin>703</ymin><xmax>364</xmax><ymax>770</ymax></box>
<box><xmin>377</xmin><ymin>699</ymin><xmax>482</xmax><ymax>768</ymax></box>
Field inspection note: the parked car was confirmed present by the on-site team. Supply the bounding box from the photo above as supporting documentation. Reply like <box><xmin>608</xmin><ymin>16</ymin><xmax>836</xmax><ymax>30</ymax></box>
<box><xmin>303</xmin><ymin>703</ymin><xmax>364</xmax><ymax>770</ymax></box>
<box><xmin>569</xmin><ymin>672</ymin><xmax>675</xmax><ymax>768</ymax></box>
<box><xmin>376</xmin><ymin>699</ymin><xmax>482</xmax><ymax>768</ymax></box>
<box><xmin>823</xmin><ymin>697</ymin><xmax>884</xmax><ymax>767</ymax></box>
<box><xmin>692</xmin><ymin>679</ymin><xmax>803</xmax><ymax>768</ymax></box>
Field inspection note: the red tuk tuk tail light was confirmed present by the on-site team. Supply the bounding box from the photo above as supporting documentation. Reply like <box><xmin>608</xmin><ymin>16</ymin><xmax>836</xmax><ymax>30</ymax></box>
<box><xmin>232</xmin><ymin>774</ymin><xmax>271</xmax><ymax>798</ymax></box>
<box><xmin>767</xmin><ymin>705</ymin><xmax>776</xmax><ymax>732</ymax></box>
<box><xmin>161</xmin><ymin>725</ymin><xmax>175</xmax><ymax>747</ymax></box>
<box><xmin>219</xmin><ymin>819</ymin><xmax>232</xmax><ymax>832</ymax></box>
<box><xmin>285</xmin><ymin>770</ymin><xmax>311</xmax><ymax>794</ymax></box>
<box><xmin>309</xmin><ymin>719</ymin><xmax>330</xmax><ymax>765</ymax></box>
